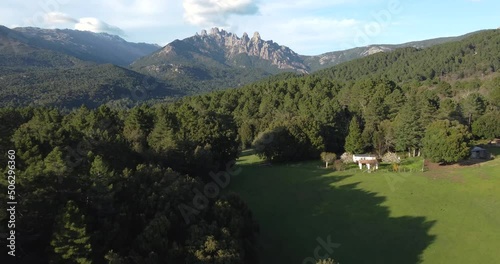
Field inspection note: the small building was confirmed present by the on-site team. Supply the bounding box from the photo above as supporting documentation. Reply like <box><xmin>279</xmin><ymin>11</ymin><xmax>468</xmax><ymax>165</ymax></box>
<box><xmin>353</xmin><ymin>154</ymin><xmax>379</xmax><ymax>170</ymax></box>
<box><xmin>353</xmin><ymin>154</ymin><xmax>377</xmax><ymax>163</ymax></box>
<box><xmin>471</xmin><ymin>146</ymin><xmax>489</xmax><ymax>159</ymax></box>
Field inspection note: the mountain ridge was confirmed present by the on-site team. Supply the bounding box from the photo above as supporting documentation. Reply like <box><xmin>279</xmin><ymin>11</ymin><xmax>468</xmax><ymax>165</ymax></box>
<box><xmin>302</xmin><ymin>30</ymin><xmax>486</xmax><ymax>71</ymax></box>
<box><xmin>1</xmin><ymin>24</ymin><xmax>497</xmax><ymax>108</ymax></box>
<box><xmin>129</xmin><ymin>27</ymin><xmax>487</xmax><ymax>92</ymax></box>
<box><xmin>9</xmin><ymin>27</ymin><xmax>160</xmax><ymax>66</ymax></box>
<box><xmin>131</xmin><ymin>27</ymin><xmax>309</xmax><ymax>74</ymax></box>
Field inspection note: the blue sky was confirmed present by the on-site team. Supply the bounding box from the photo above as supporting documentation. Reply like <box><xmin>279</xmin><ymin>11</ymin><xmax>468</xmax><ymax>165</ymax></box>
<box><xmin>0</xmin><ymin>0</ymin><xmax>498</xmax><ymax>55</ymax></box>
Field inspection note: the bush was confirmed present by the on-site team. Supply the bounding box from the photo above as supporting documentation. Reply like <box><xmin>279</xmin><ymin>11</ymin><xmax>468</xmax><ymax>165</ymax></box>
<box><xmin>382</xmin><ymin>152</ymin><xmax>401</xmax><ymax>164</ymax></box>
<box><xmin>340</xmin><ymin>152</ymin><xmax>354</xmax><ymax>164</ymax></box>
<box><xmin>334</xmin><ymin>160</ymin><xmax>346</xmax><ymax>171</ymax></box>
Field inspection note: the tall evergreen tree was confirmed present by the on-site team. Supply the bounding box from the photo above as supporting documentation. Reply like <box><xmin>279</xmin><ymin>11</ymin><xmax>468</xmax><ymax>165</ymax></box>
<box><xmin>123</xmin><ymin>105</ymin><xmax>154</xmax><ymax>154</ymax></box>
<box><xmin>50</xmin><ymin>200</ymin><xmax>92</xmax><ymax>263</ymax></box>
<box><xmin>394</xmin><ymin>96</ymin><xmax>424</xmax><ymax>157</ymax></box>
<box><xmin>344</xmin><ymin>117</ymin><xmax>364</xmax><ymax>154</ymax></box>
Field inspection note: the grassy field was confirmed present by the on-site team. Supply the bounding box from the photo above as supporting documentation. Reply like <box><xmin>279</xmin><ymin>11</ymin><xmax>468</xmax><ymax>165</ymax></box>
<box><xmin>229</xmin><ymin>150</ymin><xmax>500</xmax><ymax>264</ymax></box>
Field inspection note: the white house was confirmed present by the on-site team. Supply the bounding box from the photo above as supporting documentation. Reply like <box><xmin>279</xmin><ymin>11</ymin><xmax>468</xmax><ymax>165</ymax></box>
<box><xmin>353</xmin><ymin>154</ymin><xmax>379</xmax><ymax>170</ymax></box>
<box><xmin>353</xmin><ymin>154</ymin><xmax>377</xmax><ymax>163</ymax></box>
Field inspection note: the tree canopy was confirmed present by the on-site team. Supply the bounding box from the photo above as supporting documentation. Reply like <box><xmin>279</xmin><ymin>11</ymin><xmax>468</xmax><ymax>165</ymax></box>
<box><xmin>422</xmin><ymin>120</ymin><xmax>472</xmax><ymax>163</ymax></box>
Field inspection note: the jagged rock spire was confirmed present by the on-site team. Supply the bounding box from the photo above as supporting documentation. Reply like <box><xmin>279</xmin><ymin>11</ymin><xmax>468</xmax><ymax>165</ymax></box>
<box><xmin>210</xmin><ymin>27</ymin><xmax>220</xmax><ymax>35</ymax></box>
<box><xmin>252</xmin><ymin>32</ymin><xmax>261</xmax><ymax>42</ymax></box>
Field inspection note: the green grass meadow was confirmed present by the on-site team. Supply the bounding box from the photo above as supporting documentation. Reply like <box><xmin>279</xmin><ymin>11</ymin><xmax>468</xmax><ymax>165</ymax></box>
<box><xmin>229</xmin><ymin>150</ymin><xmax>500</xmax><ymax>264</ymax></box>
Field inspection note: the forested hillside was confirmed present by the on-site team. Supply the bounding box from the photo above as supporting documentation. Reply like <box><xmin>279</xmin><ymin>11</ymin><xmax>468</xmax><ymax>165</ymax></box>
<box><xmin>5</xmin><ymin>26</ymin><xmax>160</xmax><ymax>66</ymax></box>
<box><xmin>0</xmin><ymin>26</ymin><xmax>90</xmax><ymax>71</ymax></box>
<box><xmin>163</xmin><ymin>29</ymin><xmax>500</xmax><ymax>163</ymax></box>
<box><xmin>314</xmin><ymin>29</ymin><xmax>500</xmax><ymax>82</ymax></box>
<box><xmin>0</xmin><ymin>26</ymin><xmax>180</xmax><ymax>109</ymax></box>
<box><xmin>302</xmin><ymin>30</ymin><xmax>479</xmax><ymax>72</ymax></box>
<box><xmin>172</xmin><ymin>72</ymin><xmax>499</xmax><ymax>162</ymax></box>
<box><xmin>0</xmin><ymin>64</ymin><xmax>182</xmax><ymax>108</ymax></box>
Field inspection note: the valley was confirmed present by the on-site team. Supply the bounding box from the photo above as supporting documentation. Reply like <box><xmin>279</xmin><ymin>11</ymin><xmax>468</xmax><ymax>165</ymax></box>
<box><xmin>0</xmin><ymin>22</ymin><xmax>499</xmax><ymax>264</ymax></box>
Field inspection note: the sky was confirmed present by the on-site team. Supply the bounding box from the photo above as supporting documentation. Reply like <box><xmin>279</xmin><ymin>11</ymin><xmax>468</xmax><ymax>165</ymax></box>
<box><xmin>0</xmin><ymin>0</ymin><xmax>498</xmax><ymax>55</ymax></box>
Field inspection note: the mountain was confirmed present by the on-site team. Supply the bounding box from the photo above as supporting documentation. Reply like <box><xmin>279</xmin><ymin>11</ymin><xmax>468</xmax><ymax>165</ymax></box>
<box><xmin>0</xmin><ymin>26</ymin><xmax>90</xmax><ymax>72</ymax></box>
<box><xmin>10</xmin><ymin>27</ymin><xmax>160</xmax><ymax>66</ymax></box>
<box><xmin>130</xmin><ymin>28</ymin><xmax>309</xmax><ymax>93</ymax></box>
<box><xmin>303</xmin><ymin>31</ymin><xmax>484</xmax><ymax>71</ymax></box>
<box><xmin>0</xmin><ymin>26</ymin><xmax>178</xmax><ymax>108</ymax></box>
<box><xmin>131</xmin><ymin>28</ymin><xmax>485</xmax><ymax>93</ymax></box>
<box><xmin>1</xmin><ymin>24</ymin><xmax>497</xmax><ymax>108</ymax></box>
<box><xmin>312</xmin><ymin>29</ymin><xmax>500</xmax><ymax>82</ymax></box>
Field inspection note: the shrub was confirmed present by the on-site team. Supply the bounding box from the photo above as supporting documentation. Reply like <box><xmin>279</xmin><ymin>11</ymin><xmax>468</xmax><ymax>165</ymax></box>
<box><xmin>382</xmin><ymin>152</ymin><xmax>401</xmax><ymax>164</ymax></box>
<box><xmin>334</xmin><ymin>160</ymin><xmax>346</xmax><ymax>171</ymax></box>
<box><xmin>340</xmin><ymin>152</ymin><xmax>354</xmax><ymax>164</ymax></box>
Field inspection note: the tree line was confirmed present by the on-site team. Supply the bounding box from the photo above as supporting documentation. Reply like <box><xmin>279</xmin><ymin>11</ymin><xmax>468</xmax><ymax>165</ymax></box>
<box><xmin>174</xmin><ymin>72</ymin><xmax>499</xmax><ymax>163</ymax></box>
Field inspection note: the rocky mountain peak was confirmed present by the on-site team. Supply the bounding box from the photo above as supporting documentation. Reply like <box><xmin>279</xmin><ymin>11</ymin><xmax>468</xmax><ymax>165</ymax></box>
<box><xmin>5</xmin><ymin>26</ymin><xmax>159</xmax><ymax>66</ymax></box>
<box><xmin>210</xmin><ymin>27</ymin><xmax>220</xmax><ymax>35</ymax></box>
<box><xmin>144</xmin><ymin>28</ymin><xmax>309</xmax><ymax>74</ymax></box>
<box><xmin>252</xmin><ymin>32</ymin><xmax>261</xmax><ymax>42</ymax></box>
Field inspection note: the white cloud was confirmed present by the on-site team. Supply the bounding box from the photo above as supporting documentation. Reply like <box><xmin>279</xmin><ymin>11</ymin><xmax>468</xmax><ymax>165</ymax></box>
<box><xmin>183</xmin><ymin>0</ymin><xmax>259</xmax><ymax>27</ymax></box>
<box><xmin>45</xmin><ymin>12</ymin><xmax>125</xmax><ymax>36</ymax></box>
<box><xmin>260</xmin><ymin>0</ymin><xmax>356</xmax><ymax>14</ymax></box>
<box><xmin>45</xmin><ymin>12</ymin><xmax>78</xmax><ymax>24</ymax></box>
<box><xmin>75</xmin><ymin>18</ymin><xmax>125</xmax><ymax>36</ymax></box>
<box><xmin>85</xmin><ymin>0</ymin><xmax>186</xmax><ymax>31</ymax></box>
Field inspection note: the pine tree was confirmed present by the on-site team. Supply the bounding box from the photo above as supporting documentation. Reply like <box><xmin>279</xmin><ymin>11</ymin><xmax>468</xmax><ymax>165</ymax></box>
<box><xmin>43</xmin><ymin>146</ymin><xmax>69</xmax><ymax>182</ymax></box>
<box><xmin>50</xmin><ymin>200</ymin><xmax>92</xmax><ymax>263</ymax></box>
<box><xmin>123</xmin><ymin>106</ymin><xmax>154</xmax><ymax>153</ymax></box>
<box><xmin>344</xmin><ymin>117</ymin><xmax>364</xmax><ymax>154</ymax></box>
<box><xmin>394</xmin><ymin>96</ymin><xmax>424</xmax><ymax>157</ymax></box>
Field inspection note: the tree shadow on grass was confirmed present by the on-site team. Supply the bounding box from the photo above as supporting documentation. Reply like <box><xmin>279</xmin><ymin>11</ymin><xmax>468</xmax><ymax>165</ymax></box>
<box><xmin>307</xmin><ymin>181</ymin><xmax>436</xmax><ymax>264</ymax></box>
<box><xmin>232</xmin><ymin>163</ymin><xmax>436</xmax><ymax>264</ymax></box>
